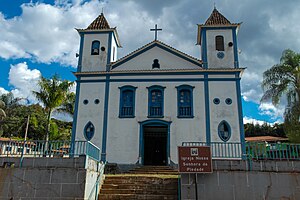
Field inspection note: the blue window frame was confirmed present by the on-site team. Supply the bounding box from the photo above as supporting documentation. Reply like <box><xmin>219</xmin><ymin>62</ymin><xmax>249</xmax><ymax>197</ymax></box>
<box><xmin>84</xmin><ymin>121</ymin><xmax>95</xmax><ymax>141</ymax></box>
<box><xmin>176</xmin><ymin>85</ymin><xmax>194</xmax><ymax>118</ymax></box>
<box><xmin>218</xmin><ymin>120</ymin><xmax>231</xmax><ymax>142</ymax></box>
<box><xmin>147</xmin><ymin>85</ymin><xmax>165</xmax><ymax>118</ymax></box>
<box><xmin>91</xmin><ymin>40</ymin><xmax>100</xmax><ymax>55</ymax></box>
<box><xmin>119</xmin><ymin>85</ymin><xmax>137</xmax><ymax>118</ymax></box>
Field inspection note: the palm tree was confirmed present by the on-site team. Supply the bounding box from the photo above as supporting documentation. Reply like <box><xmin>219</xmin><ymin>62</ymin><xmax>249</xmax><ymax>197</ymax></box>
<box><xmin>261</xmin><ymin>49</ymin><xmax>300</xmax><ymax>141</ymax></box>
<box><xmin>0</xmin><ymin>100</ymin><xmax>6</xmax><ymax>120</ymax></box>
<box><xmin>57</xmin><ymin>92</ymin><xmax>76</xmax><ymax>117</ymax></box>
<box><xmin>32</xmin><ymin>74</ymin><xmax>74</xmax><ymax>142</ymax></box>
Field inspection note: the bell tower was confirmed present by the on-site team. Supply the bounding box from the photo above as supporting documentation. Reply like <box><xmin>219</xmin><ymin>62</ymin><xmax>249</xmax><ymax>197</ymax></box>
<box><xmin>76</xmin><ymin>13</ymin><xmax>121</xmax><ymax>72</ymax></box>
<box><xmin>197</xmin><ymin>8</ymin><xmax>241</xmax><ymax>69</ymax></box>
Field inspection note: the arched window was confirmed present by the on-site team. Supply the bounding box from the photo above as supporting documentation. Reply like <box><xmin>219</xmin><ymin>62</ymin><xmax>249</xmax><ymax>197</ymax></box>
<box><xmin>218</xmin><ymin>121</ymin><xmax>231</xmax><ymax>142</ymax></box>
<box><xmin>119</xmin><ymin>86</ymin><xmax>137</xmax><ymax>118</ymax></box>
<box><xmin>84</xmin><ymin>121</ymin><xmax>95</xmax><ymax>141</ymax></box>
<box><xmin>176</xmin><ymin>85</ymin><xmax>194</xmax><ymax>118</ymax></box>
<box><xmin>215</xmin><ymin>35</ymin><xmax>224</xmax><ymax>51</ymax></box>
<box><xmin>147</xmin><ymin>85</ymin><xmax>165</xmax><ymax>117</ymax></box>
<box><xmin>91</xmin><ymin>40</ymin><xmax>100</xmax><ymax>55</ymax></box>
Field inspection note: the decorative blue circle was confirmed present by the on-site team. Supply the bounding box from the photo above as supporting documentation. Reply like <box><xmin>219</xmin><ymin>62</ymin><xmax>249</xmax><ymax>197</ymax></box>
<box><xmin>225</xmin><ymin>98</ymin><xmax>232</xmax><ymax>105</ymax></box>
<box><xmin>83</xmin><ymin>99</ymin><xmax>89</xmax><ymax>105</ymax></box>
<box><xmin>213</xmin><ymin>98</ymin><xmax>220</xmax><ymax>105</ymax></box>
<box><xmin>217</xmin><ymin>52</ymin><xmax>225</xmax><ymax>59</ymax></box>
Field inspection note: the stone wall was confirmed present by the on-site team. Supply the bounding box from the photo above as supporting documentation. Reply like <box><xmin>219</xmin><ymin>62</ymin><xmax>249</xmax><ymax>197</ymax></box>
<box><xmin>181</xmin><ymin>160</ymin><xmax>300</xmax><ymax>200</ymax></box>
<box><xmin>0</xmin><ymin>156</ymin><xmax>102</xmax><ymax>200</ymax></box>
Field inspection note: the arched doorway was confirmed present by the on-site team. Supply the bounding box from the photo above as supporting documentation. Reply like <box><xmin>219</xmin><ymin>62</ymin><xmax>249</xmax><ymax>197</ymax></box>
<box><xmin>139</xmin><ymin>119</ymin><xmax>171</xmax><ymax>166</ymax></box>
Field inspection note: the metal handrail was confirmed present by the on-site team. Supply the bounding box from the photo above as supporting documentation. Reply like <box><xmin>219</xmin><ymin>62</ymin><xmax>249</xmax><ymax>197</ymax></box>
<box><xmin>0</xmin><ymin>140</ymin><xmax>101</xmax><ymax>161</ymax></box>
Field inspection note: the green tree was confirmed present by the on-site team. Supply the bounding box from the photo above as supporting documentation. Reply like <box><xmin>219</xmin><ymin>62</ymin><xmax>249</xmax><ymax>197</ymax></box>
<box><xmin>32</xmin><ymin>74</ymin><xmax>74</xmax><ymax>142</ymax></box>
<box><xmin>261</xmin><ymin>49</ymin><xmax>300</xmax><ymax>142</ymax></box>
<box><xmin>57</xmin><ymin>92</ymin><xmax>75</xmax><ymax>117</ymax></box>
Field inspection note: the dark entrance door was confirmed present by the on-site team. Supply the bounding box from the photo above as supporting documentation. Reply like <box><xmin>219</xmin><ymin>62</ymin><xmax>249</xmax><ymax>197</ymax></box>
<box><xmin>143</xmin><ymin>125</ymin><xmax>167</xmax><ymax>166</ymax></box>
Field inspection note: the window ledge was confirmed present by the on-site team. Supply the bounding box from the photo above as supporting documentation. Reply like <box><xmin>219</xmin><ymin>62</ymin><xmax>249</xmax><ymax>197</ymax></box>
<box><xmin>177</xmin><ymin>116</ymin><xmax>194</xmax><ymax>119</ymax></box>
<box><xmin>147</xmin><ymin>115</ymin><xmax>164</xmax><ymax>118</ymax></box>
<box><xmin>119</xmin><ymin>115</ymin><xmax>135</xmax><ymax>118</ymax></box>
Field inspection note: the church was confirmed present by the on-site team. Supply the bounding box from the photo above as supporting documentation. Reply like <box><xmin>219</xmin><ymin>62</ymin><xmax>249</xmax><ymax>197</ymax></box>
<box><xmin>71</xmin><ymin>8</ymin><xmax>245</xmax><ymax>166</ymax></box>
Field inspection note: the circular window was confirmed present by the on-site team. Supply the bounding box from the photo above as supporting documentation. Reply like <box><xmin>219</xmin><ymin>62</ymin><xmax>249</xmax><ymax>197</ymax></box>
<box><xmin>225</xmin><ymin>98</ymin><xmax>232</xmax><ymax>105</ymax></box>
<box><xmin>101</xmin><ymin>46</ymin><xmax>105</xmax><ymax>51</ymax></box>
<box><xmin>83</xmin><ymin>99</ymin><xmax>89</xmax><ymax>105</ymax></box>
<box><xmin>94</xmin><ymin>99</ymin><xmax>100</xmax><ymax>104</ymax></box>
<box><xmin>213</xmin><ymin>98</ymin><xmax>220</xmax><ymax>105</ymax></box>
<box><xmin>217</xmin><ymin>52</ymin><xmax>225</xmax><ymax>59</ymax></box>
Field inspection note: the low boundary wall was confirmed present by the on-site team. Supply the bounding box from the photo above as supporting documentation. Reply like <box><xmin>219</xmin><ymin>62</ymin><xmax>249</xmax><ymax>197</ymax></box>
<box><xmin>181</xmin><ymin>160</ymin><xmax>300</xmax><ymax>200</ymax></box>
<box><xmin>0</xmin><ymin>156</ymin><xmax>103</xmax><ymax>199</ymax></box>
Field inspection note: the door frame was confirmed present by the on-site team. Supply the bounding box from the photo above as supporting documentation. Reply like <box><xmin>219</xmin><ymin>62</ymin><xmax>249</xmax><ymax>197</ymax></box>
<box><xmin>138</xmin><ymin>119</ymin><xmax>172</xmax><ymax>165</ymax></box>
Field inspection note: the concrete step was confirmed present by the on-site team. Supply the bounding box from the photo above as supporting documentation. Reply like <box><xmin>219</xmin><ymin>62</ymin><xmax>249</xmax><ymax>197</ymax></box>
<box><xmin>103</xmin><ymin>177</ymin><xmax>178</xmax><ymax>185</ymax></box>
<box><xmin>102</xmin><ymin>183</ymin><xmax>178</xmax><ymax>190</ymax></box>
<box><xmin>100</xmin><ymin>188</ymin><xmax>177</xmax><ymax>195</ymax></box>
<box><xmin>98</xmin><ymin>194</ymin><xmax>177</xmax><ymax>200</ymax></box>
<box><xmin>99</xmin><ymin>166</ymin><xmax>179</xmax><ymax>199</ymax></box>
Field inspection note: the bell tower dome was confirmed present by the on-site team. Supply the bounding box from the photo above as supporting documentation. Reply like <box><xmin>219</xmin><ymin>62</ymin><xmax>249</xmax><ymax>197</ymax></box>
<box><xmin>76</xmin><ymin>13</ymin><xmax>121</xmax><ymax>72</ymax></box>
<box><xmin>197</xmin><ymin>8</ymin><xmax>241</xmax><ymax>69</ymax></box>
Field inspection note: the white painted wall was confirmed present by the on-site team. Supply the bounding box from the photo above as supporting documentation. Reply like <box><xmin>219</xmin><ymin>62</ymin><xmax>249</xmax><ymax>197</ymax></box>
<box><xmin>114</xmin><ymin>46</ymin><xmax>201</xmax><ymax>71</ymax></box>
<box><xmin>105</xmin><ymin>78</ymin><xmax>206</xmax><ymax>164</ymax></box>
<box><xmin>75</xmin><ymin>82</ymin><xmax>106</xmax><ymax>148</ymax></box>
<box><xmin>206</xmin><ymin>29</ymin><xmax>235</xmax><ymax>68</ymax></box>
<box><xmin>208</xmin><ymin>81</ymin><xmax>240</xmax><ymax>143</ymax></box>
<box><xmin>81</xmin><ymin>33</ymin><xmax>109</xmax><ymax>72</ymax></box>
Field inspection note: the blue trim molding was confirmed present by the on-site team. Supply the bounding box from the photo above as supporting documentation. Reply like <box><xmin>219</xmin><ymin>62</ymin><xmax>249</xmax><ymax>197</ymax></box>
<box><xmin>232</xmin><ymin>27</ymin><xmax>239</xmax><ymax>68</ymax></box>
<box><xmin>118</xmin><ymin>85</ymin><xmax>137</xmax><ymax>118</ymax></box>
<box><xmin>76</xmin><ymin>71</ymin><xmax>242</xmax><ymax>77</ymax></box>
<box><xmin>106</xmin><ymin>32</ymin><xmax>112</xmax><ymax>70</ymax></box>
<box><xmin>101</xmin><ymin>75</ymin><xmax>110</xmax><ymax>161</ymax></box>
<box><xmin>138</xmin><ymin>119</ymin><xmax>172</xmax><ymax>165</ymax></box>
<box><xmin>201</xmin><ymin>28</ymin><xmax>208</xmax><ymax>68</ymax></box>
<box><xmin>204</xmin><ymin>74</ymin><xmax>211</xmax><ymax>145</ymax></box>
<box><xmin>176</xmin><ymin>84</ymin><xmax>195</xmax><ymax>118</ymax></box>
<box><xmin>77</xmin><ymin>34</ymin><xmax>84</xmax><ymax>72</ymax></box>
<box><xmin>70</xmin><ymin>78</ymin><xmax>81</xmax><ymax>156</ymax></box>
<box><xmin>235</xmin><ymin>74</ymin><xmax>246</xmax><ymax>158</ymax></box>
<box><xmin>147</xmin><ymin>85</ymin><xmax>166</xmax><ymax>118</ymax></box>
<box><xmin>78</xmin><ymin>77</ymin><xmax>241</xmax><ymax>83</ymax></box>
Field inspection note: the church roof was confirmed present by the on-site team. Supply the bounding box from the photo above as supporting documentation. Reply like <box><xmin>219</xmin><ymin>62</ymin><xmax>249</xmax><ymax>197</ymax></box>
<box><xmin>86</xmin><ymin>13</ymin><xmax>110</xmax><ymax>30</ymax></box>
<box><xmin>205</xmin><ymin>8</ymin><xmax>231</xmax><ymax>25</ymax></box>
<box><xmin>111</xmin><ymin>40</ymin><xmax>202</xmax><ymax>69</ymax></box>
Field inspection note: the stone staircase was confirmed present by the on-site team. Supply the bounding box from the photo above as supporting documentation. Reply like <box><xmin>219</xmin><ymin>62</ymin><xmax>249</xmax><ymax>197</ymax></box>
<box><xmin>98</xmin><ymin>166</ymin><xmax>179</xmax><ymax>200</ymax></box>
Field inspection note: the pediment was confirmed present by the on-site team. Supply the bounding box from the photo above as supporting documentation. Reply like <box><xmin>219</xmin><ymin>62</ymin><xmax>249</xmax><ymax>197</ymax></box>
<box><xmin>111</xmin><ymin>41</ymin><xmax>202</xmax><ymax>71</ymax></box>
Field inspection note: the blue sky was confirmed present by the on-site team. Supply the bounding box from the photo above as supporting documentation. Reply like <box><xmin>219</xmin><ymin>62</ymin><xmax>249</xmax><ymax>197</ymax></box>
<box><xmin>1</xmin><ymin>0</ymin><xmax>299</xmax><ymax>124</ymax></box>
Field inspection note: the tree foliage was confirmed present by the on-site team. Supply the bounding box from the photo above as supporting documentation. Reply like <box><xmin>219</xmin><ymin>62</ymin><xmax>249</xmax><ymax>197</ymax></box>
<box><xmin>244</xmin><ymin>123</ymin><xmax>285</xmax><ymax>137</ymax></box>
<box><xmin>32</xmin><ymin>74</ymin><xmax>74</xmax><ymax>141</ymax></box>
<box><xmin>261</xmin><ymin>49</ymin><xmax>300</xmax><ymax>142</ymax></box>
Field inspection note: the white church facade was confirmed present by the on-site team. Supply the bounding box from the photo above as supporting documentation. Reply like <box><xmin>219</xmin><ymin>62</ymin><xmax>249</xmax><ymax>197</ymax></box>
<box><xmin>71</xmin><ymin>8</ymin><xmax>245</xmax><ymax>166</ymax></box>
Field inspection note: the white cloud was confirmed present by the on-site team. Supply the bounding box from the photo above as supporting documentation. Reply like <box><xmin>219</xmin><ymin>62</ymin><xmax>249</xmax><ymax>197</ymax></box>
<box><xmin>243</xmin><ymin>116</ymin><xmax>282</xmax><ymax>126</ymax></box>
<box><xmin>8</xmin><ymin>62</ymin><xmax>41</xmax><ymax>103</ymax></box>
<box><xmin>0</xmin><ymin>87</ymin><xmax>9</xmax><ymax>96</ymax></box>
<box><xmin>0</xmin><ymin>1</ymin><xmax>106</xmax><ymax>66</ymax></box>
<box><xmin>258</xmin><ymin>102</ymin><xmax>285</xmax><ymax>121</ymax></box>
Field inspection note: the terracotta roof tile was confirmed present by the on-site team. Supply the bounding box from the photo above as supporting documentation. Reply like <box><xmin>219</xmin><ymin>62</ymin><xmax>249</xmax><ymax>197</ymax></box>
<box><xmin>245</xmin><ymin>136</ymin><xmax>289</xmax><ymax>142</ymax></box>
<box><xmin>205</xmin><ymin>8</ymin><xmax>231</xmax><ymax>25</ymax></box>
<box><xmin>86</xmin><ymin>13</ymin><xmax>110</xmax><ymax>30</ymax></box>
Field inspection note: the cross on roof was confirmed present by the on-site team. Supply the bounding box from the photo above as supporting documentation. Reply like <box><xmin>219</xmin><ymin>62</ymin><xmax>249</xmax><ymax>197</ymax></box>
<box><xmin>150</xmin><ymin>24</ymin><xmax>162</xmax><ymax>40</ymax></box>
